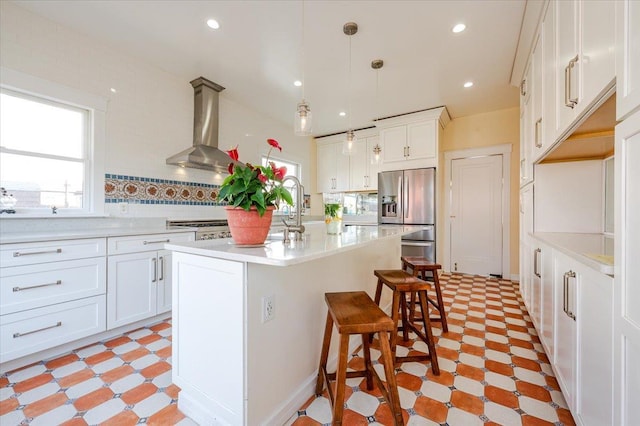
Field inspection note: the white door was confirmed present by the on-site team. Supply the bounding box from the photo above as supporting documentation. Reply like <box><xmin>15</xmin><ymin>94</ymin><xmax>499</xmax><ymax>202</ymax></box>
<box><xmin>450</xmin><ymin>155</ymin><xmax>503</xmax><ymax>276</ymax></box>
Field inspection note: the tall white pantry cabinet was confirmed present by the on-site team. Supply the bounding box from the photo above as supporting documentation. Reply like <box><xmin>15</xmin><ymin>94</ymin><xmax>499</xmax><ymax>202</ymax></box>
<box><xmin>517</xmin><ymin>0</ymin><xmax>640</xmax><ymax>424</ymax></box>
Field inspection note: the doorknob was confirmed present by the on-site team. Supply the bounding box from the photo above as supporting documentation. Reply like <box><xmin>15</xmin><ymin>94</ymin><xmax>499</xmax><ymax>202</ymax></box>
<box><xmin>450</xmin><ymin>215</ymin><xmax>456</xmax><ymax>218</ymax></box>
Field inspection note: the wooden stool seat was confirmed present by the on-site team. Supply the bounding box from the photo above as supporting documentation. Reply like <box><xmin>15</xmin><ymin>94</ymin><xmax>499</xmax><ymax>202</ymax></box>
<box><xmin>316</xmin><ymin>291</ymin><xmax>404</xmax><ymax>426</ymax></box>
<box><xmin>400</xmin><ymin>257</ymin><xmax>448</xmax><ymax>333</ymax></box>
<box><xmin>373</xmin><ymin>270</ymin><xmax>440</xmax><ymax>375</ymax></box>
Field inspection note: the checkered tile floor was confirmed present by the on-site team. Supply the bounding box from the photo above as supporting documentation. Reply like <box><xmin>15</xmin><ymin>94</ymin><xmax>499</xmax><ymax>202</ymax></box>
<box><xmin>0</xmin><ymin>273</ymin><xmax>575</xmax><ymax>425</ymax></box>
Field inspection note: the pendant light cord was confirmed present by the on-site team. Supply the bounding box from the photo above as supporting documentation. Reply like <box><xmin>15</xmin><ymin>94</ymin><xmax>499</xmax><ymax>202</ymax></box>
<box><xmin>348</xmin><ymin>32</ymin><xmax>352</xmax><ymax>130</ymax></box>
<box><xmin>301</xmin><ymin>0</ymin><xmax>305</xmax><ymax>100</ymax></box>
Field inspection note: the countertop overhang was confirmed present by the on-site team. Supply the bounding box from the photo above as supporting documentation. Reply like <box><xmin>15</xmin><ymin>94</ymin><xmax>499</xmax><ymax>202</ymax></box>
<box><xmin>165</xmin><ymin>223</ymin><xmax>422</xmax><ymax>267</ymax></box>
<box><xmin>531</xmin><ymin>232</ymin><xmax>614</xmax><ymax>276</ymax></box>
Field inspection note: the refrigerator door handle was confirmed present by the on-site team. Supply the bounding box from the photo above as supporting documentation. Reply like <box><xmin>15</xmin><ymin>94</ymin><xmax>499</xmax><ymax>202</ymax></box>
<box><xmin>401</xmin><ymin>241</ymin><xmax>433</xmax><ymax>247</ymax></box>
<box><xmin>404</xmin><ymin>176</ymin><xmax>409</xmax><ymax>218</ymax></box>
<box><xmin>397</xmin><ymin>175</ymin><xmax>403</xmax><ymax>219</ymax></box>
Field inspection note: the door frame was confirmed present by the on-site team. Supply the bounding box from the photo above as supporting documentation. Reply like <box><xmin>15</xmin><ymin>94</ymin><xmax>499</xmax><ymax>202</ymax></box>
<box><xmin>443</xmin><ymin>143</ymin><xmax>512</xmax><ymax>279</ymax></box>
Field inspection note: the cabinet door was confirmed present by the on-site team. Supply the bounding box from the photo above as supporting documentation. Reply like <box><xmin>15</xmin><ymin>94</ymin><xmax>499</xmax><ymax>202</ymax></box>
<box><xmin>540</xmin><ymin>244</ymin><xmax>554</xmax><ymax>360</ymax></box>
<box><xmin>616</xmin><ymin>0</ymin><xmax>640</xmax><ymax>120</ymax></box>
<box><xmin>531</xmin><ymin>34</ymin><xmax>544</xmax><ymax>160</ymax></box>
<box><xmin>157</xmin><ymin>250</ymin><xmax>172</xmax><ymax>314</ymax></box>
<box><xmin>107</xmin><ymin>252</ymin><xmax>157</xmax><ymax>329</ymax></box>
<box><xmin>542</xmin><ymin>3</ymin><xmax>557</xmax><ymax>151</ymax></box>
<box><xmin>580</xmin><ymin>0</ymin><xmax>615</xmax><ymax>117</ymax></box>
<box><xmin>576</xmin><ymin>265</ymin><xmax>613</xmax><ymax>426</ymax></box>
<box><xmin>366</xmin><ymin>136</ymin><xmax>380</xmax><ymax>190</ymax></box>
<box><xmin>614</xmin><ymin>109</ymin><xmax>640</xmax><ymax>425</ymax></box>
<box><xmin>335</xmin><ymin>144</ymin><xmax>350</xmax><ymax>191</ymax></box>
<box><xmin>553</xmin><ymin>251</ymin><xmax>577</xmax><ymax>412</ymax></box>
<box><xmin>407</xmin><ymin>121</ymin><xmax>436</xmax><ymax>160</ymax></box>
<box><xmin>521</xmin><ymin>64</ymin><xmax>534</xmax><ymax>186</ymax></box>
<box><xmin>530</xmin><ymin>246</ymin><xmax>542</xmax><ymax>330</ymax></box>
<box><xmin>349</xmin><ymin>139</ymin><xmax>368</xmax><ymax>191</ymax></box>
<box><xmin>381</xmin><ymin>126</ymin><xmax>407</xmax><ymax>163</ymax></box>
<box><xmin>555</xmin><ymin>0</ymin><xmax>579</xmax><ymax>134</ymax></box>
<box><xmin>316</xmin><ymin>143</ymin><xmax>335</xmax><ymax>193</ymax></box>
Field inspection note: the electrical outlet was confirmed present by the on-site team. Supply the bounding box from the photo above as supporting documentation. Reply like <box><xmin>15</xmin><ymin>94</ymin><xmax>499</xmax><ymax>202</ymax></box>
<box><xmin>118</xmin><ymin>202</ymin><xmax>129</xmax><ymax>214</ymax></box>
<box><xmin>262</xmin><ymin>295</ymin><xmax>275</xmax><ymax>323</ymax></box>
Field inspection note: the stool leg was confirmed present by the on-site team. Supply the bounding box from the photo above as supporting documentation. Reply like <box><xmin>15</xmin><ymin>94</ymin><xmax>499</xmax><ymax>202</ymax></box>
<box><xmin>378</xmin><ymin>330</ymin><xmax>404</xmax><ymax>426</ymax></box>
<box><xmin>432</xmin><ymin>271</ymin><xmax>448</xmax><ymax>333</ymax></box>
<box><xmin>333</xmin><ymin>333</ymin><xmax>350</xmax><ymax>425</ymax></box>
<box><xmin>362</xmin><ymin>334</ymin><xmax>373</xmax><ymax>390</ymax></box>
<box><xmin>417</xmin><ymin>290</ymin><xmax>440</xmax><ymax>375</ymax></box>
<box><xmin>399</xmin><ymin>291</ymin><xmax>410</xmax><ymax>342</ymax></box>
<box><xmin>390</xmin><ymin>290</ymin><xmax>401</xmax><ymax>362</ymax></box>
<box><xmin>316</xmin><ymin>313</ymin><xmax>333</xmax><ymax>395</ymax></box>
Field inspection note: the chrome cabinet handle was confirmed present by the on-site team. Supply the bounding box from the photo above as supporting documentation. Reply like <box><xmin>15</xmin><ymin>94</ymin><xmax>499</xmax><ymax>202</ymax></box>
<box><xmin>563</xmin><ymin>270</ymin><xmax>576</xmax><ymax>320</ymax></box>
<box><xmin>14</xmin><ymin>321</ymin><xmax>62</xmax><ymax>338</ymax></box>
<box><xmin>520</xmin><ymin>79</ymin><xmax>527</xmax><ymax>97</ymax></box>
<box><xmin>159</xmin><ymin>256</ymin><xmax>164</xmax><ymax>281</ymax></box>
<box><xmin>13</xmin><ymin>280</ymin><xmax>62</xmax><ymax>292</ymax></box>
<box><xmin>565</xmin><ymin>55</ymin><xmax>579</xmax><ymax>108</ymax></box>
<box><xmin>406</xmin><ymin>145</ymin><xmax>411</xmax><ymax>157</ymax></box>
<box><xmin>143</xmin><ymin>239</ymin><xmax>170</xmax><ymax>245</ymax></box>
<box><xmin>152</xmin><ymin>257</ymin><xmax>157</xmax><ymax>283</ymax></box>
<box><xmin>535</xmin><ymin>118</ymin><xmax>543</xmax><ymax>148</ymax></box>
<box><xmin>13</xmin><ymin>248</ymin><xmax>62</xmax><ymax>257</ymax></box>
<box><xmin>534</xmin><ymin>248</ymin><xmax>541</xmax><ymax>278</ymax></box>
<box><xmin>566</xmin><ymin>270</ymin><xmax>576</xmax><ymax>320</ymax></box>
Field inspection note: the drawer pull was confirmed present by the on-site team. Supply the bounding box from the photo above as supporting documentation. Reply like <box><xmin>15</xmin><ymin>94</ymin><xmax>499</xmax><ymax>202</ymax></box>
<box><xmin>13</xmin><ymin>248</ymin><xmax>62</xmax><ymax>257</ymax></box>
<box><xmin>143</xmin><ymin>239</ymin><xmax>170</xmax><ymax>245</ymax></box>
<box><xmin>13</xmin><ymin>321</ymin><xmax>62</xmax><ymax>338</ymax></box>
<box><xmin>13</xmin><ymin>280</ymin><xmax>62</xmax><ymax>292</ymax></box>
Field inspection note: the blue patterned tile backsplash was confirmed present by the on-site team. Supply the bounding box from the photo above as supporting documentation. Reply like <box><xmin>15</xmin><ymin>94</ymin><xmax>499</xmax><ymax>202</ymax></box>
<box><xmin>104</xmin><ymin>174</ymin><xmax>225</xmax><ymax>206</ymax></box>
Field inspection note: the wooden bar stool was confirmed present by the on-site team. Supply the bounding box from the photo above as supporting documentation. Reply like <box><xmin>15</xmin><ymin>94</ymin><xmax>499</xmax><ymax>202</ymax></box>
<box><xmin>316</xmin><ymin>291</ymin><xmax>404</xmax><ymax>426</ymax></box>
<box><xmin>373</xmin><ymin>270</ymin><xmax>440</xmax><ymax>375</ymax></box>
<box><xmin>400</xmin><ymin>256</ymin><xmax>448</xmax><ymax>332</ymax></box>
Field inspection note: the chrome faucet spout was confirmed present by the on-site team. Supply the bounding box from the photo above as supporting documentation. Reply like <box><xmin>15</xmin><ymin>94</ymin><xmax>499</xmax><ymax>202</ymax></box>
<box><xmin>282</xmin><ymin>175</ymin><xmax>305</xmax><ymax>241</ymax></box>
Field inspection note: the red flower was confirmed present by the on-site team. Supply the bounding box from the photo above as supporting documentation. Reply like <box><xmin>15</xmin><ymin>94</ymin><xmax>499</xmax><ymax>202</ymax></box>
<box><xmin>267</xmin><ymin>138</ymin><xmax>282</xmax><ymax>151</ymax></box>
<box><xmin>274</xmin><ymin>166</ymin><xmax>287</xmax><ymax>180</ymax></box>
<box><xmin>258</xmin><ymin>174</ymin><xmax>268</xmax><ymax>183</ymax></box>
<box><xmin>226</xmin><ymin>146</ymin><xmax>239</xmax><ymax>161</ymax></box>
<box><xmin>227</xmin><ymin>163</ymin><xmax>234</xmax><ymax>174</ymax></box>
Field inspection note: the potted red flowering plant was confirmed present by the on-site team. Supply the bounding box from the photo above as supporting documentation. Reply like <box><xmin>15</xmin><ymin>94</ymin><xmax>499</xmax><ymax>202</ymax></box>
<box><xmin>217</xmin><ymin>138</ymin><xmax>293</xmax><ymax>245</ymax></box>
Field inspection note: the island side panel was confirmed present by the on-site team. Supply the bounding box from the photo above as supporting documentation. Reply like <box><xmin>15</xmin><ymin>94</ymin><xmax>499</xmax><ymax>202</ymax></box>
<box><xmin>172</xmin><ymin>252</ymin><xmax>246</xmax><ymax>426</ymax></box>
<box><xmin>245</xmin><ymin>236</ymin><xmax>401</xmax><ymax>425</ymax></box>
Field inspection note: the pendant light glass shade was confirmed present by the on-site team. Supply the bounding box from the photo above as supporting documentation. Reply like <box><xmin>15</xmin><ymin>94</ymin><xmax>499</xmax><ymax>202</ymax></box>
<box><xmin>295</xmin><ymin>100</ymin><xmax>312</xmax><ymax>135</ymax></box>
<box><xmin>294</xmin><ymin>1</ymin><xmax>312</xmax><ymax>136</ymax></box>
<box><xmin>371</xmin><ymin>143</ymin><xmax>382</xmax><ymax>165</ymax></box>
<box><xmin>342</xmin><ymin>129</ymin><xmax>357</xmax><ymax>155</ymax></box>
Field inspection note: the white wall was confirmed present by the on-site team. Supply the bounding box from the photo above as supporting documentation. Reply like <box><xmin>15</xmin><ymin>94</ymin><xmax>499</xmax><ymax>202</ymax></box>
<box><xmin>0</xmin><ymin>1</ymin><xmax>318</xmax><ymax>220</ymax></box>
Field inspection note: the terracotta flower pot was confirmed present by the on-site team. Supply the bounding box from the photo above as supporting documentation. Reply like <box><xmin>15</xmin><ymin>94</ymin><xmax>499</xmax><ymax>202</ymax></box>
<box><xmin>225</xmin><ymin>206</ymin><xmax>275</xmax><ymax>245</ymax></box>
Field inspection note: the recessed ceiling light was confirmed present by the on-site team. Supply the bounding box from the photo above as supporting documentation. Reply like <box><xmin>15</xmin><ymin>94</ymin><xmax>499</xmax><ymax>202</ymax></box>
<box><xmin>464</xmin><ymin>81</ymin><xmax>474</xmax><ymax>88</ymax></box>
<box><xmin>339</xmin><ymin>112</ymin><xmax>346</xmax><ymax>117</ymax></box>
<box><xmin>207</xmin><ymin>19</ymin><xmax>220</xmax><ymax>30</ymax></box>
<box><xmin>294</xmin><ymin>80</ymin><xmax>302</xmax><ymax>87</ymax></box>
<box><xmin>452</xmin><ymin>23</ymin><xmax>466</xmax><ymax>33</ymax></box>
<box><xmin>110</xmin><ymin>88</ymin><xmax>117</xmax><ymax>93</ymax></box>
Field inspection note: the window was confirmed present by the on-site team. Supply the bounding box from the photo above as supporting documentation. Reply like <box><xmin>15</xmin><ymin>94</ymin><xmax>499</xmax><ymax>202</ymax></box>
<box><xmin>0</xmin><ymin>88</ymin><xmax>90</xmax><ymax>212</ymax></box>
<box><xmin>261</xmin><ymin>155</ymin><xmax>301</xmax><ymax>213</ymax></box>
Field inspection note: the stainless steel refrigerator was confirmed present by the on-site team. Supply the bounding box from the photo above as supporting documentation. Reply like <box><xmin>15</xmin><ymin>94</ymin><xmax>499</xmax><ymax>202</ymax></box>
<box><xmin>378</xmin><ymin>168</ymin><xmax>436</xmax><ymax>261</ymax></box>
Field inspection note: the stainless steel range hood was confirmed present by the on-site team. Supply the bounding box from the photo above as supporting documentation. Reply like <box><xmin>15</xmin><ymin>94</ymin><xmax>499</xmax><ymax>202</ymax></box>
<box><xmin>166</xmin><ymin>77</ymin><xmax>235</xmax><ymax>173</ymax></box>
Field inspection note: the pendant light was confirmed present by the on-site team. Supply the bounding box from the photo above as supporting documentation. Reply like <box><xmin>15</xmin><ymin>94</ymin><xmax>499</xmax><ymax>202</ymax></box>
<box><xmin>371</xmin><ymin>59</ymin><xmax>383</xmax><ymax>165</ymax></box>
<box><xmin>342</xmin><ymin>22</ymin><xmax>358</xmax><ymax>156</ymax></box>
<box><xmin>294</xmin><ymin>0</ymin><xmax>312</xmax><ymax>136</ymax></box>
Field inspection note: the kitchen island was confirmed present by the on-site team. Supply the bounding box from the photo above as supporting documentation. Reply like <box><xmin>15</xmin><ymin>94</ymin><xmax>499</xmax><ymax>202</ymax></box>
<box><xmin>165</xmin><ymin>223</ymin><xmax>419</xmax><ymax>425</ymax></box>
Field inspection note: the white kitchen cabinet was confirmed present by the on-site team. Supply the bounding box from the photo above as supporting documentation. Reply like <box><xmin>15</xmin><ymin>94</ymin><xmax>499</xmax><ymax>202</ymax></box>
<box><xmin>107</xmin><ymin>232</ymin><xmax>194</xmax><ymax>329</ymax></box>
<box><xmin>541</xmin><ymin>2</ymin><xmax>556</xmax><ymax>157</ymax></box>
<box><xmin>316</xmin><ymin>139</ymin><xmax>350</xmax><ymax>193</ymax></box>
<box><xmin>530</xmin><ymin>245</ymin><xmax>542</xmax><ymax>331</ymax></box>
<box><xmin>614</xmin><ymin>109</ymin><xmax>640</xmax><ymax>425</ymax></box>
<box><xmin>576</xmin><ymin>263</ymin><xmax>613</xmax><ymax>426</ymax></box>
<box><xmin>349</xmin><ymin>136</ymin><xmax>380</xmax><ymax>191</ymax></box>
<box><xmin>555</xmin><ymin>0</ymin><xmax>615</xmax><ymax>138</ymax></box>
<box><xmin>520</xmin><ymin>58</ymin><xmax>534</xmax><ymax>186</ymax></box>
<box><xmin>553</xmin><ymin>250</ymin><xmax>578</xmax><ymax>412</ymax></box>
<box><xmin>375</xmin><ymin>108</ymin><xmax>447</xmax><ymax>171</ymax></box>
<box><xmin>616</xmin><ymin>0</ymin><xmax>640</xmax><ymax>120</ymax></box>
<box><xmin>538</xmin><ymin>242</ymin><xmax>554</xmax><ymax>361</ymax></box>
<box><xmin>0</xmin><ymin>238</ymin><xmax>107</xmax><ymax>363</ymax></box>
<box><xmin>519</xmin><ymin>183</ymin><xmax>534</xmax><ymax>307</ymax></box>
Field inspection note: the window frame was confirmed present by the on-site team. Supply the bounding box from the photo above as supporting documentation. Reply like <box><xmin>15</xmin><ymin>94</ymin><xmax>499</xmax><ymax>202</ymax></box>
<box><xmin>0</xmin><ymin>67</ymin><xmax>107</xmax><ymax>216</ymax></box>
<box><xmin>261</xmin><ymin>154</ymin><xmax>302</xmax><ymax>214</ymax></box>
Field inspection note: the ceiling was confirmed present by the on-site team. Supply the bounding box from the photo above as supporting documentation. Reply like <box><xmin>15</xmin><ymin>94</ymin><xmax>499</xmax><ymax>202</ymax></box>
<box><xmin>12</xmin><ymin>0</ymin><xmax>525</xmax><ymax>137</ymax></box>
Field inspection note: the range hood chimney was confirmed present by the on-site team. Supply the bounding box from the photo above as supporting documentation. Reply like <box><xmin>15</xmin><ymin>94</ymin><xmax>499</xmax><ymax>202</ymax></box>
<box><xmin>166</xmin><ymin>77</ymin><xmax>235</xmax><ymax>173</ymax></box>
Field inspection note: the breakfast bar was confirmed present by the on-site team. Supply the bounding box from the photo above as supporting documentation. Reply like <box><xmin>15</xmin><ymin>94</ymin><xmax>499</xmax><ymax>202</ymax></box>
<box><xmin>165</xmin><ymin>223</ymin><xmax>418</xmax><ymax>425</ymax></box>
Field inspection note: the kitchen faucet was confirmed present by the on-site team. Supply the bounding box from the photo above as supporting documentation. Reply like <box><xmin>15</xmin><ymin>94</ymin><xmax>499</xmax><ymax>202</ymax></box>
<box><xmin>281</xmin><ymin>176</ymin><xmax>305</xmax><ymax>242</ymax></box>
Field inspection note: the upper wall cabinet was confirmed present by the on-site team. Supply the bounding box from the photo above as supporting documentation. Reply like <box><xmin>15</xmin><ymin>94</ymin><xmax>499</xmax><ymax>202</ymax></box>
<box><xmin>616</xmin><ymin>0</ymin><xmax>640</xmax><ymax>120</ymax></box>
<box><xmin>316</xmin><ymin>136</ymin><xmax>350</xmax><ymax>193</ymax></box>
<box><xmin>375</xmin><ymin>108</ymin><xmax>449</xmax><ymax>172</ymax></box>
<box><xmin>555</xmin><ymin>0</ymin><xmax>615</xmax><ymax>140</ymax></box>
<box><xmin>350</xmin><ymin>135</ymin><xmax>380</xmax><ymax>191</ymax></box>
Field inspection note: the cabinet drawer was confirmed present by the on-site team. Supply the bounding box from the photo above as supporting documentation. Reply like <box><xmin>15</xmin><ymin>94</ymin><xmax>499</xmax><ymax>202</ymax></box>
<box><xmin>0</xmin><ymin>295</ymin><xmax>106</xmax><ymax>363</ymax></box>
<box><xmin>108</xmin><ymin>232</ymin><xmax>194</xmax><ymax>255</ymax></box>
<box><xmin>1</xmin><ymin>258</ymin><xmax>106</xmax><ymax>315</ymax></box>
<box><xmin>0</xmin><ymin>238</ymin><xmax>106</xmax><ymax>268</ymax></box>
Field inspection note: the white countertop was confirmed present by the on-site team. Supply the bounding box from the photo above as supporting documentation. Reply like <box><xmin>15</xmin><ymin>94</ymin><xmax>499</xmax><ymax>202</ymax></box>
<box><xmin>165</xmin><ymin>223</ymin><xmax>419</xmax><ymax>267</ymax></box>
<box><xmin>532</xmin><ymin>232</ymin><xmax>614</xmax><ymax>276</ymax></box>
<box><xmin>0</xmin><ymin>226</ymin><xmax>196</xmax><ymax>244</ymax></box>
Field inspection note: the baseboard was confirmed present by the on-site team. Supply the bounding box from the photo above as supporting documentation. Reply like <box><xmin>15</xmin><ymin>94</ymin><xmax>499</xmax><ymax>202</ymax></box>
<box><xmin>510</xmin><ymin>274</ymin><xmax>520</xmax><ymax>282</ymax></box>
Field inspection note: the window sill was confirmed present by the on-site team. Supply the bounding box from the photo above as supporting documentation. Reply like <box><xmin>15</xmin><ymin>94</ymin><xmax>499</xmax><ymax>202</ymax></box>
<box><xmin>0</xmin><ymin>213</ymin><xmax>109</xmax><ymax>219</ymax></box>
